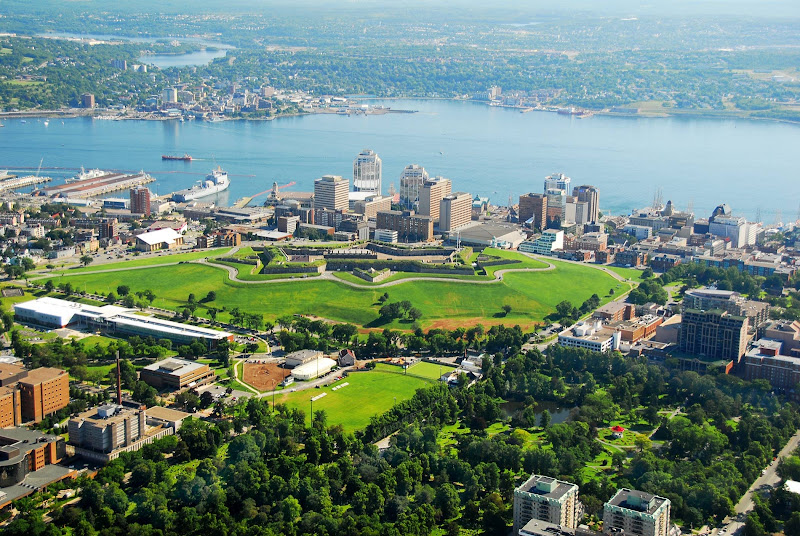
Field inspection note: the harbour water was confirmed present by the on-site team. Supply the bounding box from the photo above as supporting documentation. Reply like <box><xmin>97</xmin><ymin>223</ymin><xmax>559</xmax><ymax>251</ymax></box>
<box><xmin>1</xmin><ymin>99</ymin><xmax>799</xmax><ymax>220</ymax></box>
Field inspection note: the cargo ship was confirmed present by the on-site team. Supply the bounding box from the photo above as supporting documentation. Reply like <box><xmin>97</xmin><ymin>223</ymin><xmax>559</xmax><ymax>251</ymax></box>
<box><xmin>162</xmin><ymin>154</ymin><xmax>193</xmax><ymax>161</ymax></box>
<box><xmin>172</xmin><ymin>167</ymin><xmax>229</xmax><ymax>202</ymax></box>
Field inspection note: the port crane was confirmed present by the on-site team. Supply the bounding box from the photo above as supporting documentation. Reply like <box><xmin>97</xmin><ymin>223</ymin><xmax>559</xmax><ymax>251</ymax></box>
<box><xmin>232</xmin><ymin>181</ymin><xmax>297</xmax><ymax>209</ymax></box>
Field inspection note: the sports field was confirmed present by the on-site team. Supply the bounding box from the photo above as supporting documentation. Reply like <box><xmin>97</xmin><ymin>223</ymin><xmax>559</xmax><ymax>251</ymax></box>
<box><xmin>272</xmin><ymin>370</ymin><xmax>435</xmax><ymax>432</ymax></box>
<box><xmin>40</xmin><ymin>255</ymin><xmax>626</xmax><ymax>329</ymax></box>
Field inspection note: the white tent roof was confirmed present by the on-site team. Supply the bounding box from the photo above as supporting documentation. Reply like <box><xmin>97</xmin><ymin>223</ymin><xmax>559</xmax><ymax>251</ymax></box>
<box><xmin>136</xmin><ymin>228</ymin><xmax>181</xmax><ymax>245</ymax></box>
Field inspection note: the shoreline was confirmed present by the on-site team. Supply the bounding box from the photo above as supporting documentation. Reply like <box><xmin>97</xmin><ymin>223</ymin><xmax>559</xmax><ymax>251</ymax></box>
<box><xmin>3</xmin><ymin>98</ymin><xmax>799</xmax><ymax>127</ymax></box>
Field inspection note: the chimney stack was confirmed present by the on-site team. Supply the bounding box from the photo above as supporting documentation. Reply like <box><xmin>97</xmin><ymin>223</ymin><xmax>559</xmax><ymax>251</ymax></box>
<box><xmin>116</xmin><ymin>350</ymin><xmax>122</xmax><ymax>405</ymax></box>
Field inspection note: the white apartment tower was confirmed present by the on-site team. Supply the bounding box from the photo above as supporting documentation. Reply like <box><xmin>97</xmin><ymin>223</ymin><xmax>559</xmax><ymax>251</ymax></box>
<box><xmin>353</xmin><ymin>149</ymin><xmax>382</xmax><ymax>194</ymax></box>
<box><xmin>513</xmin><ymin>475</ymin><xmax>580</xmax><ymax>536</ymax></box>
<box><xmin>603</xmin><ymin>489</ymin><xmax>671</xmax><ymax>536</ymax></box>
<box><xmin>314</xmin><ymin>175</ymin><xmax>349</xmax><ymax>211</ymax></box>
<box><xmin>544</xmin><ymin>173</ymin><xmax>571</xmax><ymax>193</ymax></box>
<box><xmin>399</xmin><ymin>164</ymin><xmax>429</xmax><ymax>208</ymax></box>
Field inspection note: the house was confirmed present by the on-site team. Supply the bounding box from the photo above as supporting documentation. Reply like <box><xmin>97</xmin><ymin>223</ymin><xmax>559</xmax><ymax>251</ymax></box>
<box><xmin>611</xmin><ymin>425</ymin><xmax>625</xmax><ymax>439</ymax></box>
<box><xmin>338</xmin><ymin>349</ymin><xmax>356</xmax><ymax>367</ymax></box>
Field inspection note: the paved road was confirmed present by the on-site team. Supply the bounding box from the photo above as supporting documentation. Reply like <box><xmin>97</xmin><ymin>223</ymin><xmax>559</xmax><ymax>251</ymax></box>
<box><xmin>713</xmin><ymin>428</ymin><xmax>800</xmax><ymax>536</ymax></box>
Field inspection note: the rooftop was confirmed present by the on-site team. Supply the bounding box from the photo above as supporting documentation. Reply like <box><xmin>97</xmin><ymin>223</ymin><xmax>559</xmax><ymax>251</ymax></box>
<box><xmin>19</xmin><ymin>367</ymin><xmax>66</xmax><ymax>385</ymax></box>
<box><xmin>142</xmin><ymin>358</ymin><xmax>208</xmax><ymax>377</ymax></box>
<box><xmin>516</xmin><ymin>474</ymin><xmax>578</xmax><ymax>500</ymax></box>
<box><xmin>606</xmin><ymin>488</ymin><xmax>668</xmax><ymax>514</ymax></box>
<box><xmin>145</xmin><ymin>406</ymin><xmax>191</xmax><ymax>422</ymax></box>
<box><xmin>135</xmin><ymin>227</ymin><xmax>182</xmax><ymax>245</ymax></box>
<box><xmin>0</xmin><ymin>363</ymin><xmax>25</xmax><ymax>384</ymax></box>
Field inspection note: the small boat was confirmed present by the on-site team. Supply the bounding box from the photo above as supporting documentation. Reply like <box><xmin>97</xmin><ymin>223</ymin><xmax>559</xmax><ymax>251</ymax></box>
<box><xmin>162</xmin><ymin>154</ymin><xmax>193</xmax><ymax>161</ymax></box>
<box><xmin>20</xmin><ymin>120</ymin><xmax>26</xmax><ymax>124</ymax></box>
<box><xmin>44</xmin><ymin>120</ymin><xmax>49</xmax><ymax>126</ymax></box>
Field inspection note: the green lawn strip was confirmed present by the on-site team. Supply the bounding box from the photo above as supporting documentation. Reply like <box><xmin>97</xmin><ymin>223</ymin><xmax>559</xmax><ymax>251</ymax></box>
<box><xmin>480</xmin><ymin>248</ymin><xmax>548</xmax><ymax>277</ymax></box>
<box><xmin>331</xmin><ymin>271</ymin><xmax>491</xmax><ymax>285</ymax></box>
<box><xmin>41</xmin><ymin>260</ymin><xmax>620</xmax><ymax>330</ymax></box>
<box><xmin>208</xmin><ymin>259</ymin><xmax>320</xmax><ymax>282</ymax></box>
<box><xmin>273</xmin><ymin>371</ymin><xmax>431</xmax><ymax>432</ymax></box>
<box><xmin>44</xmin><ymin>247</ymin><xmax>233</xmax><ymax>276</ymax></box>
<box><xmin>605</xmin><ymin>266</ymin><xmax>646</xmax><ymax>281</ymax></box>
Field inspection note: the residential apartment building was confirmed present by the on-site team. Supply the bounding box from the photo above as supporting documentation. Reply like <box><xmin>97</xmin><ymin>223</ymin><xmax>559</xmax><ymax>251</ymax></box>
<box><xmin>683</xmin><ymin>288</ymin><xmax>770</xmax><ymax>328</ymax></box>
<box><xmin>574</xmin><ymin>232</ymin><xmax>608</xmax><ymax>252</ymax></box>
<box><xmin>0</xmin><ymin>386</ymin><xmax>21</xmax><ymax>427</ymax></box>
<box><xmin>130</xmin><ymin>187</ymin><xmax>151</xmax><ymax>216</ymax></box>
<box><xmin>439</xmin><ymin>192</ymin><xmax>473</xmax><ymax>232</ymax></box>
<box><xmin>313</xmin><ymin>175</ymin><xmax>349</xmax><ymax>211</ymax></box>
<box><xmin>376</xmin><ymin>210</ymin><xmax>434</xmax><ymax>242</ymax></box>
<box><xmin>519</xmin><ymin>229</ymin><xmax>564</xmax><ymax>256</ymax></box>
<box><xmin>603</xmin><ymin>489</ymin><xmax>671</xmax><ymax>536</ymax></box>
<box><xmin>99</xmin><ymin>218</ymin><xmax>119</xmax><ymax>240</ymax></box>
<box><xmin>513</xmin><ymin>474</ymin><xmax>580</xmax><ymax>536</ymax></box>
<box><xmin>679</xmin><ymin>309</ymin><xmax>749</xmax><ymax>365</ymax></box>
<box><xmin>196</xmin><ymin>231</ymin><xmax>241</xmax><ymax>248</ymax></box>
<box><xmin>743</xmin><ymin>339</ymin><xmax>800</xmax><ymax>396</ymax></box>
<box><xmin>418</xmin><ymin>177</ymin><xmax>452</xmax><ymax>222</ymax></box>
<box><xmin>353</xmin><ymin>149</ymin><xmax>382</xmax><ymax>194</ymax></box>
<box><xmin>18</xmin><ymin>367</ymin><xmax>69</xmax><ymax>423</ymax></box>
<box><xmin>519</xmin><ymin>193</ymin><xmax>547</xmax><ymax>230</ymax></box>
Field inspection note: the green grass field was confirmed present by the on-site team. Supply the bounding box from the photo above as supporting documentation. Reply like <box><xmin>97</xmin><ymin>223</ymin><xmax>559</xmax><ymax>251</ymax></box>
<box><xmin>40</xmin><ymin>255</ymin><xmax>624</xmax><ymax>329</ymax></box>
<box><xmin>273</xmin><ymin>371</ymin><xmax>433</xmax><ymax>432</ymax></box>
<box><xmin>44</xmin><ymin>248</ymin><xmax>232</xmax><ymax>275</ymax></box>
<box><xmin>374</xmin><ymin>360</ymin><xmax>455</xmax><ymax>380</ymax></box>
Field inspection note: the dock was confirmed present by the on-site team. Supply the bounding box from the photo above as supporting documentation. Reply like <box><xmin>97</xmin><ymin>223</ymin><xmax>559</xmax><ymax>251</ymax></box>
<box><xmin>0</xmin><ymin>174</ymin><xmax>52</xmax><ymax>191</ymax></box>
<box><xmin>40</xmin><ymin>171</ymin><xmax>154</xmax><ymax>199</ymax></box>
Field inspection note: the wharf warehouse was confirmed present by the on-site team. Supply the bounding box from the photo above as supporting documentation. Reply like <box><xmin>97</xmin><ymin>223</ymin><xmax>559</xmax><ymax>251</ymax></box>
<box><xmin>291</xmin><ymin>357</ymin><xmax>337</xmax><ymax>381</ymax></box>
<box><xmin>284</xmin><ymin>349</ymin><xmax>323</xmax><ymax>368</ymax></box>
<box><xmin>14</xmin><ymin>297</ymin><xmax>233</xmax><ymax>349</ymax></box>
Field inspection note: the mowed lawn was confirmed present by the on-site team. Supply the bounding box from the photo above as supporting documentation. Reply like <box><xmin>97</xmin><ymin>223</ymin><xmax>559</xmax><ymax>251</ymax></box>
<box><xmin>273</xmin><ymin>371</ymin><xmax>433</xmax><ymax>432</ymax></box>
<box><xmin>42</xmin><ymin>258</ymin><xmax>624</xmax><ymax>329</ymax></box>
<box><xmin>375</xmin><ymin>361</ymin><xmax>456</xmax><ymax>380</ymax></box>
<box><xmin>45</xmin><ymin>248</ymin><xmax>232</xmax><ymax>275</ymax></box>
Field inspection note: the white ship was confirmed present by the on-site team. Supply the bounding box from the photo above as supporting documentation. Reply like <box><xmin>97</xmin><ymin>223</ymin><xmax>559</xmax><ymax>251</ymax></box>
<box><xmin>65</xmin><ymin>167</ymin><xmax>107</xmax><ymax>183</ymax></box>
<box><xmin>172</xmin><ymin>166</ymin><xmax>230</xmax><ymax>202</ymax></box>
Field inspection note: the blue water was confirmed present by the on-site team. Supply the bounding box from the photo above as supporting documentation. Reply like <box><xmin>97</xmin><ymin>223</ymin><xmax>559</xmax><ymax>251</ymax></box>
<box><xmin>1</xmin><ymin>99</ymin><xmax>799</xmax><ymax>220</ymax></box>
<box><xmin>139</xmin><ymin>49</ymin><xmax>227</xmax><ymax>68</ymax></box>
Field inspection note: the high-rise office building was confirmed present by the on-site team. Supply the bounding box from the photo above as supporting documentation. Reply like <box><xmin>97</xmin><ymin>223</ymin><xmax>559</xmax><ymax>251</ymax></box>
<box><xmin>439</xmin><ymin>192</ymin><xmax>473</xmax><ymax>232</ymax></box>
<box><xmin>399</xmin><ymin>164</ymin><xmax>429</xmax><ymax>208</ymax></box>
<box><xmin>603</xmin><ymin>489</ymin><xmax>671</xmax><ymax>536</ymax></box>
<box><xmin>546</xmin><ymin>188</ymin><xmax>567</xmax><ymax>226</ymax></box>
<box><xmin>130</xmin><ymin>187</ymin><xmax>151</xmax><ymax>216</ymax></box>
<box><xmin>544</xmin><ymin>173</ymin><xmax>571</xmax><ymax>193</ymax></box>
<box><xmin>81</xmin><ymin>93</ymin><xmax>95</xmax><ymax>108</ymax></box>
<box><xmin>513</xmin><ymin>475</ymin><xmax>580</xmax><ymax>536</ymax></box>
<box><xmin>572</xmin><ymin>185</ymin><xmax>600</xmax><ymax>223</ymax></box>
<box><xmin>314</xmin><ymin>175</ymin><xmax>349</xmax><ymax>211</ymax></box>
<box><xmin>418</xmin><ymin>177</ymin><xmax>452</xmax><ymax>222</ymax></box>
<box><xmin>353</xmin><ymin>149</ymin><xmax>382</xmax><ymax>194</ymax></box>
<box><xmin>519</xmin><ymin>193</ymin><xmax>548</xmax><ymax>230</ymax></box>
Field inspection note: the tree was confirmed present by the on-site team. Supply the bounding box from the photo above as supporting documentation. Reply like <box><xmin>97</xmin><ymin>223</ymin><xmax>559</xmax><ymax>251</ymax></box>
<box><xmin>785</xmin><ymin>512</ymin><xmax>800</xmax><ymax>536</ymax></box>
<box><xmin>105</xmin><ymin>292</ymin><xmax>117</xmax><ymax>304</ymax></box>
<box><xmin>117</xmin><ymin>285</ymin><xmax>130</xmax><ymax>296</ymax></box>
<box><xmin>44</xmin><ymin>280</ymin><xmax>55</xmax><ymax>292</ymax></box>
<box><xmin>539</xmin><ymin>409</ymin><xmax>551</xmax><ymax>429</ymax></box>
<box><xmin>434</xmin><ymin>483</ymin><xmax>460</xmax><ymax>519</ymax></box>
<box><xmin>501</xmin><ymin>304</ymin><xmax>512</xmax><ymax>316</ymax></box>
<box><xmin>80</xmin><ymin>255</ymin><xmax>93</xmax><ymax>267</ymax></box>
<box><xmin>408</xmin><ymin>307</ymin><xmax>423</xmax><ymax>321</ymax></box>
<box><xmin>205</xmin><ymin>291</ymin><xmax>216</xmax><ymax>302</ymax></box>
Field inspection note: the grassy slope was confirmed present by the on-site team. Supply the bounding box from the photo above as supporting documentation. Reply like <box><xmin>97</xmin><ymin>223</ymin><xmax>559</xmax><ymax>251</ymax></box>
<box><xmin>41</xmin><ymin>257</ymin><xmax>622</xmax><ymax>329</ymax></box>
<box><xmin>45</xmin><ymin>248</ymin><xmax>232</xmax><ymax>275</ymax></box>
<box><xmin>273</xmin><ymin>371</ymin><xmax>433</xmax><ymax>432</ymax></box>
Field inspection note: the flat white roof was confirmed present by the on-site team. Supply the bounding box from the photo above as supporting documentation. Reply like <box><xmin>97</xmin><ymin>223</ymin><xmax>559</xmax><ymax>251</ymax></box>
<box><xmin>136</xmin><ymin>227</ymin><xmax>181</xmax><ymax>245</ymax></box>
<box><xmin>142</xmin><ymin>358</ymin><xmax>207</xmax><ymax>376</ymax></box>
<box><xmin>114</xmin><ymin>313</ymin><xmax>231</xmax><ymax>340</ymax></box>
<box><xmin>291</xmin><ymin>357</ymin><xmax>337</xmax><ymax>376</ymax></box>
<box><xmin>786</xmin><ymin>480</ymin><xmax>800</xmax><ymax>495</ymax></box>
